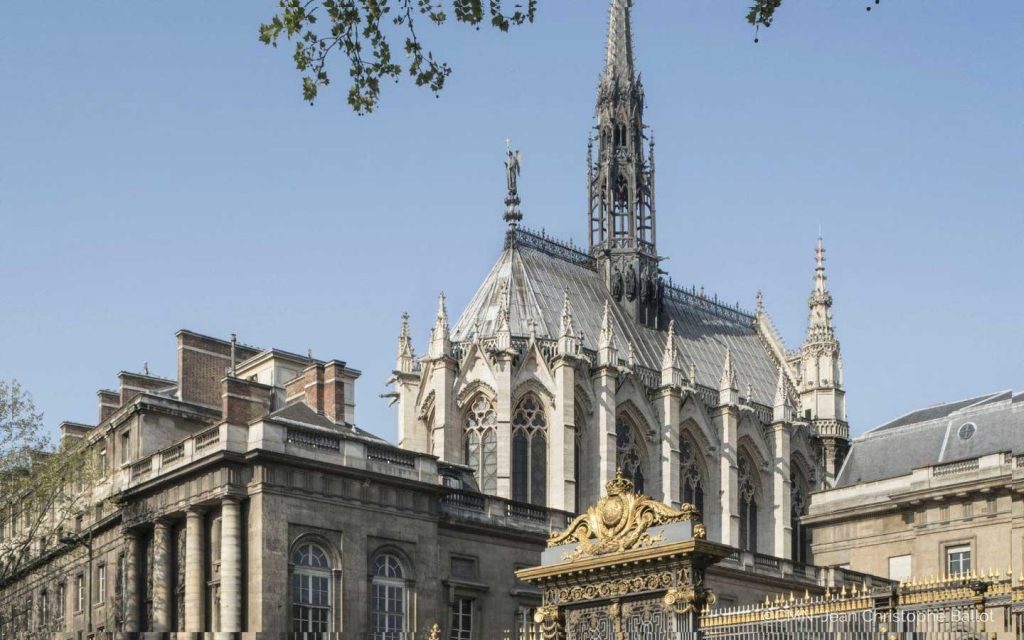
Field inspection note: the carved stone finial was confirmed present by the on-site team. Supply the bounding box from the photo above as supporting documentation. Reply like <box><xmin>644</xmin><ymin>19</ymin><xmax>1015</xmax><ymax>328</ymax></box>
<box><xmin>427</xmin><ymin>623</ymin><xmax>442</xmax><ymax>640</ymax></box>
<box><xmin>396</xmin><ymin>312</ymin><xmax>415</xmax><ymax>373</ymax></box>
<box><xmin>719</xmin><ymin>347</ymin><xmax>737</xmax><ymax>391</ymax></box>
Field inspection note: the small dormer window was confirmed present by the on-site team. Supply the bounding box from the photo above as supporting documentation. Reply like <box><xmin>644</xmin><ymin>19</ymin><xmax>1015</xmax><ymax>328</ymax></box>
<box><xmin>958</xmin><ymin>422</ymin><xmax>976</xmax><ymax>441</ymax></box>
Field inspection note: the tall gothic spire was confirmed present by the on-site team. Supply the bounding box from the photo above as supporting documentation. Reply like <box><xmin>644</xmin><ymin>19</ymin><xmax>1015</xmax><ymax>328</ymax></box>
<box><xmin>805</xmin><ymin>235</ymin><xmax>837</xmax><ymax>346</ymax></box>
<box><xmin>588</xmin><ymin>0</ymin><xmax>656</xmax><ymax>258</ymax></box>
<box><xmin>588</xmin><ymin>0</ymin><xmax>662</xmax><ymax>329</ymax></box>
<box><xmin>602</xmin><ymin>0</ymin><xmax>635</xmax><ymax>91</ymax></box>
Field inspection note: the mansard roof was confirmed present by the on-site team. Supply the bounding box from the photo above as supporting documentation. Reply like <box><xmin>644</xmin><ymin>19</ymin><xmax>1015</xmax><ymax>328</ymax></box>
<box><xmin>451</xmin><ymin>228</ymin><xmax>779</xmax><ymax>404</ymax></box>
<box><xmin>835</xmin><ymin>390</ymin><xmax>1023</xmax><ymax>488</ymax></box>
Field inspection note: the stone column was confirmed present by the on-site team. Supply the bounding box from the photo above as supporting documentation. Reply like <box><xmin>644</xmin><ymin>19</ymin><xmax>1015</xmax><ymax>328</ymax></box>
<box><xmin>772</xmin><ymin>423</ymin><xmax>793</xmax><ymax>559</ymax></box>
<box><xmin>220</xmin><ymin>497</ymin><xmax>242</xmax><ymax>632</ymax></box>
<box><xmin>550</xmin><ymin>357</ymin><xmax>575</xmax><ymax>512</ymax></box>
<box><xmin>594</xmin><ymin>365</ymin><xmax>618</xmax><ymax>495</ymax></box>
<box><xmin>185</xmin><ymin>507</ymin><xmax>206</xmax><ymax>632</ymax></box>
<box><xmin>151</xmin><ymin>520</ymin><xmax>173</xmax><ymax>631</ymax></box>
<box><xmin>123</xmin><ymin>530</ymin><xmax>140</xmax><ymax>633</ymax></box>
<box><xmin>494</xmin><ymin>353</ymin><xmax>514</xmax><ymax>499</ymax></box>
<box><xmin>716</xmin><ymin>405</ymin><xmax>739</xmax><ymax>547</ymax></box>
<box><xmin>658</xmin><ymin>387</ymin><xmax>681</xmax><ymax>508</ymax></box>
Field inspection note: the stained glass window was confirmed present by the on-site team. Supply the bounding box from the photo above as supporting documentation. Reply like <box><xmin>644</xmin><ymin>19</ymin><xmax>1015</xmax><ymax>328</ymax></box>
<box><xmin>615</xmin><ymin>417</ymin><xmax>645</xmax><ymax>494</ymax></box>
<box><xmin>464</xmin><ymin>397</ymin><xmax>498</xmax><ymax>495</ymax></box>
<box><xmin>512</xmin><ymin>395</ymin><xmax>547</xmax><ymax>505</ymax></box>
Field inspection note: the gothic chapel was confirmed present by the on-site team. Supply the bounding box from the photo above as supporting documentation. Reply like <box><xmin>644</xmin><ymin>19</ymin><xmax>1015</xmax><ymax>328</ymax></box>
<box><xmin>391</xmin><ymin>0</ymin><xmax>849</xmax><ymax>565</ymax></box>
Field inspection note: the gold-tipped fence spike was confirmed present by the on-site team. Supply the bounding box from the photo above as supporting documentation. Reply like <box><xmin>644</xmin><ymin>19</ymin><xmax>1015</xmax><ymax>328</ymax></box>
<box><xmin>789</xmin><ymin>592</ymin><xmax>795</xmax><ymax>603</ymax></box>
<box><xmin>804</xmin><ymin>589</ymin><xmax>811</xmax><ymax>601</ymax></box>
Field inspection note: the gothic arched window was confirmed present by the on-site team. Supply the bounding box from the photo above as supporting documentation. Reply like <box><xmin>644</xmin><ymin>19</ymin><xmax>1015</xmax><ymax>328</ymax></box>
<box><xmin>679</xmin><ymin>434</ymin><xmax>706</xmax><ymax>515</ymax></box>
<box><xmin>512</xmin><ymin>395</ymin><xmax>547</xmax><ymax>506</ymax></box>
<box><xmin>615</xmin><ymin>416</ymin><xmax>645</xmax><ymax>494</ymax></box>
<box><xmin>791</xmin><ymin>470</ymin><xmax>811</xmax><ymax>564</ymax></box>
<box><xmin>292</xmin><ymin>542</ymin><xmax>332</xmax><ymax>633</ymax></box>
<box><xmin>738</xmin><ymin>454</ymin><xmax>759</xmax><ymax>553</ymax></box>
<box><xmin>464</xmin><ymin>396</ymin><xmax>497</xmax><ymax>495</ymax></box>
<box><xmin>370</xmin><ymin>554</ymin><xmax>408</xmax><ymax>640</ymax></box>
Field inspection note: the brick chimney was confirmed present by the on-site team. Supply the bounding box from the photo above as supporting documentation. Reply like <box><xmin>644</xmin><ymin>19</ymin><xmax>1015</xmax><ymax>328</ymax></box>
<box><xmin>98</xmin><ymin>390</ymin><xmax>120</xmax><ymax>423</ymax></box>
<box><xmin>283</xmin><ymin>360</ymin><xmax>359</xmax><ymax>424</ymax></box>
<box><xmin>285</xmin><ymin>362</ymin><xmax>325</xmax><ymax>415</ymax></box>
<box><xmin>221</xmin><ymin>376</ymin><xmax>274</xmax><ymax>424</ymax></box>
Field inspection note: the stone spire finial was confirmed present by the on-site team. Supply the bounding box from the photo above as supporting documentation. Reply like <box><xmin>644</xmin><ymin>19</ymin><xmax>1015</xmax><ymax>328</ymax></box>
<box><xmin>626</xmin><ymin>341</ymin><xmax>637</xmax><ymax>368</ymax></box>
<box><xmin>495</xmin><ymin>281</ymin><xmax>512</xmax><ymax>351</ymax></box>
<box><xmin>558</xmin><ymin>288</ymin><xmax>580</xmax><ymax>357</ymax></box>
<box><xmin>755</xmin><ymin>290</ymin><xmax>765</xmax><ymax>315</ymax></box>
<box><xmin>503</xmin><ymin>145</ymin><xmax>523</xmax><ymax>226</ymax></box>
<box><xmin>773</xmin><ymin>367</ymin><xmax>793</xmax><ymax>423</ymax></box>
<box><xmin>396</xmin><ymin>312</ymin><xmax>415</xmax><ymax>373</ymax></box>
<box><xmin>661</xmin><ymin>320</ymin><xmax>677</xmax><ymax>371</ymax></box>
<box><xmin>660</xmin><ymin>320</ymin><xmax>683</xmax><ymax>387</ymax></box>
<box><xmin>806</xmin><ymin>235</ymin><xmax>835</xmax><ymax>339</ymax></box>
<box><xmin>598</xmin><ymin>300</ymin><xmax>618</xmax><ymax>366</ymax></box>
<box><xmin>719</xmin><ymin>347</ymin><xmax>737</xmax><ymax>392</ymax></box>
<box><xmin>688</xmin><ymin>361</ymin><xmax>698</xmax><ymax>385</ymax></box>
<box><xmin>428</xmin><ymin>291</ymin><xmax>451</xmax><ymax>359</ymax></box>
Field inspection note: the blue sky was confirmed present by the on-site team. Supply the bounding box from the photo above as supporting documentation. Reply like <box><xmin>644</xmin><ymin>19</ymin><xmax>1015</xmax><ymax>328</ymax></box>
<box><xmin>1</xmin><ymin>1</ymin><xmax>1021</xmax><ymax>442</ymax></box>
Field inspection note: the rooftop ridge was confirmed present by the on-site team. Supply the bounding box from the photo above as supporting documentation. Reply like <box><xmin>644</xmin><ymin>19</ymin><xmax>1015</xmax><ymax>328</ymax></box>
<box><xmin>663</xmin><ymin>279</ymin><xmax>755</xmax><ymax>323</ymax></box>
<box><xmin>867</xmin><ymin>390</ymin><xmax>1006</xmax><ymax>434</ymax></box>
<box><xmin>510</xmin><ymin>227</ymin><xmax>755</xmax><ymax>324</ymax></box>
<box><xmin>509</xmin><ymin>226</ymin><xmax>595</xmax><ymax>269</ymax></box>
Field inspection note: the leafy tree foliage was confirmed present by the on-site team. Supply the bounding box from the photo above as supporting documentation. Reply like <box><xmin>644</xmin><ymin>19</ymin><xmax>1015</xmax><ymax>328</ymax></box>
<box><xmin>0</xmin><ymin>380</ymin><xmax>96</xmax><ymax>588</ymax></box>
<box><xmin>260</xmin><ymin>0</ymin><xmax>537</xmax><ymax>114</ymax></box>
<box><xmin>262</xmin><ymin>1</ymin><xmax>882</xmax><ymax>112</ymax></box>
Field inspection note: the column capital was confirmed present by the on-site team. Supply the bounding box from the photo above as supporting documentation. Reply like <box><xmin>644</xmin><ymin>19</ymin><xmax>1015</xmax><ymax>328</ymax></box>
<box><xmin>771</xmin><ymin>420</ymin><xmax>792</xmax><ymax>434</ymax></box>
<box><xmin>186</xmin><ymin>504</ymin><xmax>208</xmax><ymax>516</ymax></box>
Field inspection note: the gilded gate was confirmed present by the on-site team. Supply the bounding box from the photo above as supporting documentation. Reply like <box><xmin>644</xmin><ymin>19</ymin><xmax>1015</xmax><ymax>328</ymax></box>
<box><xmin>515</xmin><ymin>471</ymin><xmax>731</xmax><ymax>640</ymax></box>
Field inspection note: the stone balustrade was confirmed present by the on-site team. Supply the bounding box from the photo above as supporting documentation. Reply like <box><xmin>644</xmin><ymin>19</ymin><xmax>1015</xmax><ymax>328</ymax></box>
<box><xmin>439</xmin><ymin>487</ymin><xmax>572</xmax><ymax>535</ymax></box>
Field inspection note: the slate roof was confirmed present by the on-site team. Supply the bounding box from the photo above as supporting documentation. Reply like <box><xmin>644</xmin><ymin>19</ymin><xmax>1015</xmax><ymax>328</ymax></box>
<box><xmin>265</xmin><ymin>401</ymin><xmax>387</xmax><ymax>444</ymax></box>
<box><xmin>451</xmin><ymin>229</ymin><xmax>779</xmax><ymax>404</ymax></box>
<box><xmin>835</xmin><ymin>390</ymin><xmax>1023</xmax><ymax>488</ymax></box>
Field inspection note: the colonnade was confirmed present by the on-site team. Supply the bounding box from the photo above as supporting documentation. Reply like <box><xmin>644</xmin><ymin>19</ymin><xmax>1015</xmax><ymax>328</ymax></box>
<box><xmin>122</xmin><ymin>495</ymin><xmax>242</xmax><ymax>633</ymax></box>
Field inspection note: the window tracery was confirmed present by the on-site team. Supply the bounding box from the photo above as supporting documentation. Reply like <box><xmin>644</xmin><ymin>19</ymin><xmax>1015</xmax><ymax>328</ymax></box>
<box><xmin>679</xmin><ymin>434</ymin><xmax>705</xmax><ymax>515</ymax></box>
<box><xmin>738</xmin><ymin>453</ymin><xmax>759</xmax><ymax>552</ymax></box>
<box><xmin>615</xmin><ymin>416</ymin><xmax>645</xmax><ymax>494</ymax></box>
<box><xmin>463</xmin><ymin>396</ymin><xmax>497</xmax><ymax>495</ymax></box>
<box><xmin>512</xmin><ymin>395</ymin><xmax>547</xmax><ymax>505</ymax></box>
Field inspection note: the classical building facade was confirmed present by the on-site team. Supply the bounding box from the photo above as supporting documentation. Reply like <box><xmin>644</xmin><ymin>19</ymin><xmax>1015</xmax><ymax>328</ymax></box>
<box><xmin>0</xmin><ymin>330</ymin><xmax>565</xmax><ymax>638</ymax></box>
<box><xmin>807</xmin><ymin>389</ymin><xmax>1024</xmax><ymax>583</ymax></box>
<box><xmin>392</xmin><ymin>0</ymin><xmax>849</xmax><ymax>565</ymax></box>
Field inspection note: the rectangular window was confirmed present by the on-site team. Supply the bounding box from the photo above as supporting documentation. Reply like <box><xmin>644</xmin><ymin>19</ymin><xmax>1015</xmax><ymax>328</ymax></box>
<box><xmin>946</xmin><ymin>545</ymin><xmax>971</xmax><ymax>576</ymax></box>
<box><xmin>98</xmin><ymin>448</ymin><xmax>108</xmax><ymax>475</ymax></box>
<box><xmin>121</xmin><ymin>431</ymin><xmax>130</xmax><ymax>464</ymax></box>
<box><xmin>939</xmin><ymin>506</ymin><xmax>950</xmax><ymax>523</ymax></box>
<box><xmin>888</xmin><ymin>554</ymin><xmax>912</xmax><ymax>582</ymax></box>
<box><xmin>57</xmin><ymin>583</ymin><xmax>65</xmax><ymax>619</ymax></box>
<box><xmin>40</xmin><ymin>590</ymin><xmax>48</xmax><ymax>626</ymax></box>
<box><xmin>75</xmin><ymin>515</ymin><xmax>83</xmax><ymax>533</ymax></box>
<box><xmin>986</xmin><ymin>497</ymin><xmax>997</xmax><ymax>514</ymax></box>
<box><xmin>963</xmin><ymin>502</ymin><xmax>973</xmax><ymax>519</ymax></box>
<box><xmin>75</xmin><ymin>575</ymin><xmax>84</xmax><ymax>612</ymax></box>
<box><xmin>97</xmin><ymin>564</ymin><xmax>106</xmax><ymax>604</ymax></box>
<box><xmin>449</xmin><ymin>598</ymin><xmax>473</xmax><ymax>640</ymax></box>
